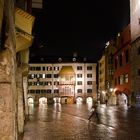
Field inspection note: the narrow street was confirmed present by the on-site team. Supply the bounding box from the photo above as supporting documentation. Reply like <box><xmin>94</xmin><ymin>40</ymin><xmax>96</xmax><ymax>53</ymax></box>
<box><xmin>21</xmin><ymin>103</ymin><xmax>140</xmax><ymax>140</ymax></box>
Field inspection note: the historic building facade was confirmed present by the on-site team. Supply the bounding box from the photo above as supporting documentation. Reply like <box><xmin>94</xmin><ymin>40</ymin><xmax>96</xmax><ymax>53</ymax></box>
<box><xmin>113</xmin><ymin>24</ymin><xmax>131</xmax><ymax>106</ymax></box>
<box><xmin>130</xmin><ymin>0</ymin><xmax>140</xmax><ymax>107</ymax></box>
<box><xmin>28</xmin><ymin>62</ymin><xmax>97</xmax><ymax>104</ymax></box>
<box><xmin>98</xmin><ymin>39</ymin><xmax>117</xmax><ymax>105</ymax></box>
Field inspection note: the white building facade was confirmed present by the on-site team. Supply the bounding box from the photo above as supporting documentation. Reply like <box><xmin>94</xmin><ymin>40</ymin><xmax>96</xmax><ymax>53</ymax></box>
<box><xmin>28</xmin><ymin>62</ymin><xmax>97</xmax><ymax>104</ymax></box>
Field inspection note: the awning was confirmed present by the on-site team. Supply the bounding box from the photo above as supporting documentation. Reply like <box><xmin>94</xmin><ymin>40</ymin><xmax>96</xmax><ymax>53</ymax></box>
<box><xmin>16</xmin><ymin>32</ymin><xmax>33</xmax><ymax>52</ymax></box>
<box><xmin>15</xmin><ymin>7</ymin><xmax>35</xmax><ymax>35</ymax></box>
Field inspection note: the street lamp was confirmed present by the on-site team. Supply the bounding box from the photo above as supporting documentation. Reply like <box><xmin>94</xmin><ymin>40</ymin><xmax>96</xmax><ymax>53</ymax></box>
<box><xmin>110</xmin><ymin>88</ymin><xmax>113</xmax><ymax>92</ymax></box>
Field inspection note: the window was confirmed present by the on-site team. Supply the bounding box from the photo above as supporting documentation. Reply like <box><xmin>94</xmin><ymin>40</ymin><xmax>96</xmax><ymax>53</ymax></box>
<box><xmin>77</xmin><ymin>66</ymin><xmax>82</xmax><ymax>70</ymax></box>
<box><xmin>36</xmin><ymin>74</ymin><xmax>41</xmax><ymax>78</ymax></box>
<box><xmin>77</xmin><ymin>81</ymin><xmax>82</xmax><ymax>85</ymax></box>
<box><xmin>54</xmin><ymin>66</ymin><xmax>59</xmax><ymax>71</ymax></box>
<box><xmin>54</xmin><ymin>74</ymin><xmax>58</xmax><ymax>78</ymax></box>
<box><xmin>138</xmin><ymin>69</ymin><xmax>140</xmax><ymax>76</ymax></box>
<box><xmin>36</xmin><ymin>67</ymin><xmax>41</xmax><ymax>71</ymax></box>
<box><xmin>36</xmin><ymin>90</ymin><xmax>40</xmax><ymax>94</ymax></box>
<box><xmin>46</xmin><ymin>74</ymin><xmax>52</xmax><ymax>78</ymax></box>
<box><xmin>87</xmin><ymin>74</ymin><xmax>92</xmax><ymax>78</ymax></box>
<box><xmin>42</xmin><ymin>67</ymin><xmax>45</xmax><ymax>71</ymax></box>
<box><xmin>77</xmin><ymin>74</ymin><xmax>82</xmax><ymax>78</ymax></box>
<box><xmin>30</xmin><ymin>90</ymin><xmax>35</xmax><ymax>93</ymax></box>
<box><xmin>77</xmin><ymin>89</ymin><xmax>82</xmax><ymax>93</ymax></box>
<box><xmin>124</xmin><ymin>74</ymin><xmax>128</xmax><ymax>83</ymax></box>
<box><xmin>87</xmin><ymin>89</ymin><xmax>92</xmax><ymax>93</ymax></box>
<box><xmin>115</xmin><ymin>58</ymin><xmax>117</xmax><ymax>69</ymax></box>
<box><xmin>138</xmin><ymin>47</ymin><xmax>140</xmax><ymax>55</ymax></box>
<box><xmin>120</xmin><ymin>75</ymin><xmax>124</xmax><ymax>85</ymax></box>
<box><xmin>108</xmin><ymin>54</ymin><xmax>113</xmax><ymax>64</ymax></box>
<box><xmin>87</xmin><ymin>66</ymin><xmax>92</xmax><ymax>70</ymax></box>
<box><xmin>41</xmin><ymin>90</ymin><xmax>47</xmax><ymax>94</ymax></box>
<box><xmin>47</xmin><ymin>66</ymin><xmax>52</xmax><ymax>71</ymax></box>
<box><xmin>125</xmin><ymin>49</ymin><xmax>129</xmax><ymax>63</ymax></box>
<box><xmin>54</xmin><ymin>81</ymin><xmax>59</xmax><ymax>85</ymax></box>
<box><xmin>87</xmin><ymin>81</ymin><xmax>92</xmax><ymax>85</ymax></box>
<box><xmin>115</xmin><ymin>78</ymin><xmax>117</xmax><ymax>85</ymax></box>
<box><xmin>30</xmin><ymin>67</ymin><xmax>36</xmax><ymax>71</ymax></box>
<box><xmin>47</xmin><ymin>89</ymin><xmax>51</xmax><ymax>93</ymax></box>
<box><xmin>108</xmin><ymin>69</ymin><xmax>113</xmax><ymax>76</ymax></box>
<box><xmin>119</xmin><ymin>54</ymin><xmax>122</xmax><ymax>67</ymax></box>
<box><xmin>28</xmin><ymin>74</ymin><xmax>35</xmax><ymax>79</ymax></box>
<box><xmin>47</xmin><ymin>82</ymin><xmax>52</xmax><ymax>85</ymax></box>
<box><xmin>118</xmin><ymin>76</ymin><xmax>120</xmax><ymax>85</ymax></box>
<box><xmin>54</xmin><ymin>89</ymin><xmax>59</xmax><ymax>93</ymax></box>
<box><xmin>42</xmin><ymin>74</ymin><xmax>45</xmax><ymax>78</ymax></box>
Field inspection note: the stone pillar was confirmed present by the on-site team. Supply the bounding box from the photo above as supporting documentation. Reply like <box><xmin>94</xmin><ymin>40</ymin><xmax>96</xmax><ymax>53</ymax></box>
<box><xmin>23</xmin><ymin>76</ymin><xmax>29</xmax><ymax>119</ymax></box>
<box><xmin>0</xmin><ymin>0</ymin><xmax>18</xmax><ymax>139</ymax></box>
<box><xmin>0</xmin><ymin>49</ymin><xmax>17</xmax><ymax>140</ymax></box>
<box><xmin>16</xmin><ymin>68</ymin><xmax>24</xmax><ymax>134</ymax></box>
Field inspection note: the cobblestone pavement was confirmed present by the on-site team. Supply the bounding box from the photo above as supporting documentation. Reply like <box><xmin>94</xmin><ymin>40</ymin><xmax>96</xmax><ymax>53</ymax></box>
<box><xmin>21</xmin><ymin>103</ymin><xmax>140</xmax><ymax>140</ymax></box>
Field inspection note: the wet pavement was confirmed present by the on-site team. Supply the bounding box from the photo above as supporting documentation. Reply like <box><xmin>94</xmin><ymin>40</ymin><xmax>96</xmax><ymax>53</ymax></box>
<box><xmin>21</xmin><ymin>103</ymin><xmax>140</xmax><ymax>140</ymax></box>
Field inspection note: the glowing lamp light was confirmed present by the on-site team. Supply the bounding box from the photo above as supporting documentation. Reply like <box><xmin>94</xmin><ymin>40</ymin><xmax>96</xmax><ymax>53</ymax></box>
<box><xmin>110</xmin><ymin>88</ymin><xmax>113</xmax><ymax>92</ymax></box>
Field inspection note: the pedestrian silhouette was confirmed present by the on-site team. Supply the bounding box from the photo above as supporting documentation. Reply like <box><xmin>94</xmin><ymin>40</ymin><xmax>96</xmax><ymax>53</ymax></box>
<box><xmin>105</xmin><ymin>99</ymin><xmax>108</xmax><ymax>106</ymax></box>
<box><xmin>88</xmin><ymin>102</ymin><xmax>100</xmax><ymax>122</ymax></box>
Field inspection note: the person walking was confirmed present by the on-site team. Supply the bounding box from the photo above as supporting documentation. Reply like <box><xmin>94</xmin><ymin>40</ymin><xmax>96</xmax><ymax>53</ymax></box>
<box><xmin>105</xmin><ymin>99</ymin><xmax>108</xmax><ymax>106</ymax></box>
<box><xmin>88</xmin><ymin>102</ymin><xmax>100</xmax><ymax>122</ymax></box>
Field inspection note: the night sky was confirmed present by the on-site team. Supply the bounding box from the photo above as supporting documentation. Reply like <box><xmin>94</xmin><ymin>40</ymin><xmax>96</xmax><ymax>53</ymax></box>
<box><xmin>30</xmin><ymin>0</ymin><xmax>130</xmax><ymax>62</ymax></box>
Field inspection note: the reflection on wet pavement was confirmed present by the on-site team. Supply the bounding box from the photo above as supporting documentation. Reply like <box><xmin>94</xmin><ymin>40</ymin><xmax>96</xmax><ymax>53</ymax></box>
<box><xmin>22</xmin><ymin>104</ymin><xmax>140</xmax><ymax>140</ymax></box>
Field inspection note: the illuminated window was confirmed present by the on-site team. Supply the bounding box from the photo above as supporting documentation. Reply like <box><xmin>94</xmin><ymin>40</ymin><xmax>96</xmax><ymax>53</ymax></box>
<box><xmin>47</xmin><ymin>66</ymin><xmax>52</xmax><ymax>71</ymax></box>
<box><xmin>120</xmin><ymin>75</ymin><xmax>124</xmax><ymax>85</ymax></box>
<box><xmin>124</xmin><ymin>74</ymin><xmax>128</xmax><ymax>83</ymax></box>
<box><xmin>47</xmin><ymin>82</ymin><xmax>52</xmax><ymax>85</ymax></box>
<box><xmin>31</xmin><ymin>74</ymin><xmax>35</xmax><ymax>79</ymax></box>
<box><xmin>42</xmin><ymin>74</ymin><xmax>45</xmax><ymax>78</ymax></box>
<box><xmin>54</xmin><ymin>66</ymin><xmax>59</xmax><ymax>71</ymax></box>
